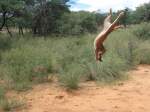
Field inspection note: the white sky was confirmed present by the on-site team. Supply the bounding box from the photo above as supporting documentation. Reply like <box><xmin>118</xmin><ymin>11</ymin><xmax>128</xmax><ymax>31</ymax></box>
<box><xmin>70</xmin><ymin>0</ymin><xmax>150</xmax><ymax>12</ymax></box>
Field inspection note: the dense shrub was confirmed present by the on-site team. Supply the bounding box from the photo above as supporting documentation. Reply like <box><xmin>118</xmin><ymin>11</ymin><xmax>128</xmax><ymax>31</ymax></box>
<box><xmin>0</xmin><ymin>23</ymin><xmax>150</xmax><ymax>90</ymax></box>
<box><xmin>136</xmin><ymin>40</ymin><xmax>150</xmax><ymax>64</ymax></box>
<box><xmin>0</xmin><ymin>36</ymin><xmax>12</xmax><ymax>51</ymax></box>
<box><xmin>0</xmin><ymin>38</ymin><xmax>53</xmax><ymax>90</ymax></box>
<box><xmin>82</xmin><ymin>51</ymin><xmax>128</xmax><ymax>83</ymax></box>
<box><xmin>56</xmin><ymin>11</ymin><xmax>100</xmax><ymax>35</ymax></box>
<box><xmin>58</xmin><ymin>64</ymin><xmax>82</xmax><ymax>89</ymax></box>
<box><xmin>133</xmin><ymin>22</ymin><xmax>150</xmax><ymax>40</ymax></box>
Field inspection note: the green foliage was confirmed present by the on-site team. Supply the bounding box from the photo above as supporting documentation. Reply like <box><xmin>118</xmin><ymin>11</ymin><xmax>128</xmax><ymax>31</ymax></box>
<box><xmin>57</xmin><ymin>12</ymin><xmax>84</xmax><ymax>35</ymax></box>
<box><xmin>133</xmin><ymin>22</ymin><xmax>150</xmax><ymax>40</ymax></box>
<box><xmin>80</xmin><ymin>12</ymin><xmax>98</xmax><ymax>33</ymax></box>
<box><xmin>0</xmin><ymin>0</ymin><xmax>24</xmax><ymax>11</ymax></box>
<box><xmin>0</xmin><ymin>23</ymin><xmax>150</xmax><ymax>90</ymax></box>
<box><xmin>108</xmin><ymin>30</ymin><xmax>139</xmax><ymax>67</ymax></box>
<box><xmin>0</xmin><ymin>0</ymin><xmax>150</xmax><ymax>36</ymax></box>
<box><xmin>119</xmin><ymin>8</ymin><xmax>137</xmax><ymax>26</ymax></box>
<box><xmin>0</xmin><ymin>0</ymin><xmax>104</xmax><ymax>36</ymax></box>
<box><xmin>56</xmin><ymin>11</ymin><xmax>101</xmax><ymax>35</ymax></box>
<box><xmin>137</xmin><ymin>40</ymin><xmax>150</xmax><ymax>64</ymax></box>
<box><xmin>59</xmin><ymin>64</ymin><xmax>82</xmax><ymax>89</ymax></box>
<box><xmin>82</xmin><ymin>31</ymin><xmax>136</xmax><ymax>82</ymax></box>
<box><xmin>113</xmin><ymin>3</ymin><xmax>150</xmax><ymax>25</ymax></box>
<box><xmin>32</xmin><ymin>0</ymin><xmax>70</xmax><ymax>35</ymax></box>
<box><xmin>0</xmin><ymin>0</ymin><xmax>25</xmax><ymax>31</ymax></box>
<box><xmin>88</xmin><ymin>55</ymin><xmax>127</xmax><ymax>83</ymax></box>
<box><xmin>134</xmin><ymin>2</ymin><xmax>150</xmax><ymax>23</ymax></box>
<box><xmin>0</xmin><ymin>38</ymin><xmax>53</xmax><ymax>91</ymax></box>
<box><xmin>0</xmin><ymin>36</ymin><xmax>12</xmax><ymax>51</ymax></box>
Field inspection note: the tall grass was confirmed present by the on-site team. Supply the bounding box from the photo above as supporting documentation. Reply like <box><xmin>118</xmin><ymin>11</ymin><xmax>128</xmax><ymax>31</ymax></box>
<box><xmin>0</xmin><ymin>87</ymin><xmax>24</xmax><ymax>111</ymax></box>
<box><xmin>136</xmin><ymin>40</ymin><xmax>150</xmax><ymax>64</ymax></box>
<box><xmin>132</xmin><ymin>22</ymin><xmax>150</xmax><ymax>40</ymax></box>
<box><xmin>0</xmin><ymin>38</ymin><xmax>54</xmax><ymax>91</ymax></box>
<box><xmin>0</xmin><ymin>23</ymin><xmax>150</xmax><ymax>90</ymax></box>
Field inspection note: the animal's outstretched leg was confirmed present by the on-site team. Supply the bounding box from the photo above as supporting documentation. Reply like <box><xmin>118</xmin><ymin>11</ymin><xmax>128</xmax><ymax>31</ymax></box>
<box><xmin>98</xmin><ymin>45</ymin><xmax>106</xmax><ymax>61</ymax></box>
<box><xmin>95</xmin><ymin>44</ymin><xmax>106</xmax><ymax>61</ymax></box>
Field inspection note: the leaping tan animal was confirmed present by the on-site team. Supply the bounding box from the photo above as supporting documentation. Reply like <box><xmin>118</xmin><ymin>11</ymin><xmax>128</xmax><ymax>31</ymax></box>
<box><xmin>94</xmin><ymin>9</ymin><xmax>124</xmax><ymax>61</ymax></box>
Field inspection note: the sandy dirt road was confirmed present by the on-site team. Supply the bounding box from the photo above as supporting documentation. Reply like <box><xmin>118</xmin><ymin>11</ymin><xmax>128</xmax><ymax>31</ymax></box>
<box><xmin>14</xmin><ymin>65</ymin><xmax>150</xmax><ymax>112</ymax></box>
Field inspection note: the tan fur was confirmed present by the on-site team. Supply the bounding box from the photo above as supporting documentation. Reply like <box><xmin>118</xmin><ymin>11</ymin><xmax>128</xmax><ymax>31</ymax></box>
<box><xmin>94</xmin><ymin>9</ymin><xmax>124</xmax><ymax>61</ymax></box>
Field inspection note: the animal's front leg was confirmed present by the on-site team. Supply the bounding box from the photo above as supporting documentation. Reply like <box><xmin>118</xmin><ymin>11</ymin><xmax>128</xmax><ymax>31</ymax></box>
<box><xmin>98</xmin><ymin>51</ymin><xmax>103</xmax><ymax>62</ymax></box>
<box><xmin>98</xmin><ymin>45</ymin><xmax>106</xmax><ymax>61</ymax></box>
<box><xmin>95</xmin><ymin>45</ymin><xmax>106</xmax><ymax>62</ymax></box>
<box><xmin>95</xmin><ymin>49</ymin><xmax>103</xmax><ymax>62</ymax></box>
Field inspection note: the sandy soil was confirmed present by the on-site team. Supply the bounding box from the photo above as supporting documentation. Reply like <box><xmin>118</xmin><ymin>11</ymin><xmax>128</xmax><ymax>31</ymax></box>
<box><xmin>13</xmin><ymin>65</ymin><xmax>150</xmax><ymax>112</ymax></box>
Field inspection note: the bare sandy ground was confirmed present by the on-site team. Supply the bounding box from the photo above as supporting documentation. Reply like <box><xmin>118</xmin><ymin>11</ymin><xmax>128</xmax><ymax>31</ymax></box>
<box><xmin>13</xmin><ymin>65</ymin><xmax>150</xmax><ymax>112</ymax></box>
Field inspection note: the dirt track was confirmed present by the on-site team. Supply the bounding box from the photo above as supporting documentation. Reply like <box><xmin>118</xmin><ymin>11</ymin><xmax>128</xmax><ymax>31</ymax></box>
<box><xmin>15</xmin><ymin>65</ymin><xmax>150</xmax><ymax>112</ymax></box>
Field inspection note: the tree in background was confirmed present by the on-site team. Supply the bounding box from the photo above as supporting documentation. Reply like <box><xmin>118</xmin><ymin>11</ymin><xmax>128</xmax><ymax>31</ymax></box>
<box><xmin>121</xmin><ymin>8</ymin><xmax>129</xmax><ymax>27</ymax></box>
<box><xmin>56</xmin><ymin>11</ymin><xmax>105</xmax><ymax>35</ymax></box>
<box><xmin>32</xmin><ymin>0</ymin><xmax>70</xmax><ymax>36</ymax></box>
<box><xmin>0</xmin><ymin>0</ymin><xmax>25</xmax><ymax>36</ymax></box>
<box><xmin>0</xmin><ymin>1</ymin><xmax>150</xmax><ymax>37</ymax></box>
<box><xmin>134</xmin><ymin>2</ymin><xmax>150</xmax><ymax>23</ymax></box>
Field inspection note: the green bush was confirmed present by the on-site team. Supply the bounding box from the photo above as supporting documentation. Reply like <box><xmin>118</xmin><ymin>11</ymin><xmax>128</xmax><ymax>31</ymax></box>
<box><xmin>137</xmin><ymin>40</ymin><xmax>150</xmax><ymax>64</ymax></box>
<box><xmin>82</xmin><ymin>51</ymin><xmax>128</xmax><ymax>83</ymax></box>
<box><xmin>133</xmin><ymin>22</ymin><xmax>150</xmax><ymax>40</ymax></box>
<box><xmin>57</xmin><ymin>11</ymin><xmax>99</xmax><ymax>35</ymax></box>
<box><xmin>58</xmin><ymin>65</ymin><xmax>82</xmax><ymax>90</ymax></box>
<box><xmin>0</xmin><ymin>35</ymin><xmax>12</xmax><ymax>51</ymax></box>
<box><xmin>0</xmin><ymin>38</ymin><xmax>53</xmax><ymax>91</ymax></box>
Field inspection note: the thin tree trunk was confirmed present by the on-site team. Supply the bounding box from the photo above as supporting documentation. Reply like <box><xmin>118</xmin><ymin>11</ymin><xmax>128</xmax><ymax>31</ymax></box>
<box><xmin>19</xmin><ymin>26</ymin><xmax>24</xmax><ymax>35</ymax></box>
<box><xmin>20</xmin><ymin>27</ymin><xmax>24</xmax><ymax>35</ymax></box>
<box><xmin>0</xmin><ymin>11</ymin><xmax>7</xmax><ymax>31</ymax></box>
<box><xmin>19</xmin><ymin>27</ymin><xmax>21</xmax><ymax>35</ymax></box>
<box><xmin>6</xmin><ymin>23</ymin><xmax>12</xmax><ymax>37</ymax></box>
